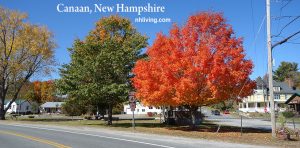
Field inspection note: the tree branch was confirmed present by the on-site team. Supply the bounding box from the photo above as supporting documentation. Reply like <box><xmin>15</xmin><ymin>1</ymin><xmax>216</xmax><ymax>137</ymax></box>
<box><xmin>272</xmin><ymin>16</ymin><xmax>300</xmax><ymax>38</ymax></box>
<box><xmin>272</xmin><ymin>30</ymin><xmax>300</xmax><ymax>49</ymax></box>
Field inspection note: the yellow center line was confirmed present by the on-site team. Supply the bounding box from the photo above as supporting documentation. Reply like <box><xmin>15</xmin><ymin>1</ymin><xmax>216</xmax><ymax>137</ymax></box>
<box><xmin>0</xmin><ymin>130</ymin><xmax>72</xmax><ymax>148</ymax></box>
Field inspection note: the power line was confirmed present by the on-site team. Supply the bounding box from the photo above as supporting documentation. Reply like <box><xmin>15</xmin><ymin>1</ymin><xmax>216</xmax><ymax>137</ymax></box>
<box><xmin>286</xmin><ymin>41</ymin><xmax>300</xmax><ymax>44</ymax></box>
<box><xmin>250</xmin><ymin>0</ymin><xmax>256</xmax><ymax>40</ymax></box>
<box><xmin>272</xmin><ymin>16</ymin><xmax>300</xmax><ymax>38</ymax></box>
<box><xmin>272</xmin><ymin>15</ymin><xmax>300</xmax><ymax>20</ymax></box>
<box><xmin>252</xmin><ymin>16</ymin><xmax>266</xmax><ymax>46</ymax></box>
<box><xmin>250</xmin><ymin>0</ymin><xmax>258</xmax><ymax>75</ymax></box>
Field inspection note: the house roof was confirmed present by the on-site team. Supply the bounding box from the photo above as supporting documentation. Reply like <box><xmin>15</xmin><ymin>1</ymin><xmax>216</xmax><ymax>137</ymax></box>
<box><xmin>4</xmin><ymin>99</ymin><xmax>28</xmax><ymax>105</ymax></box>
<box><xmin>41</xmin><ymin>102</ymin><xmax>64</xmax><ymax>108</ymax></box>
<box><xmin>285</xmin><ymin>91</ymin><xmax>300</xmax><ymax>104</ymax></box>
<box><xmin>256</xmin><ymin>78</ymin><xmax>298</xmax><ymax>94</ymax></box>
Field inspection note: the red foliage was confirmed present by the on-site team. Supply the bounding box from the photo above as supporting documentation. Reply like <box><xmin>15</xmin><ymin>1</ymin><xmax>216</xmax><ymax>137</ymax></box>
<box><xmin>132</xmin><ymin>12</ymin><xmax>256</xmax><ymax>107</ymax></box>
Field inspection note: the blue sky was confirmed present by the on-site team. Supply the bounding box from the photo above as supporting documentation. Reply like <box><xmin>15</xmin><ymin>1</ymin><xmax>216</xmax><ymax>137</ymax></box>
<box><xmin>1</xmin><ymin>0</ymin><xmax>299</xmax><ymax>80</ymax></box>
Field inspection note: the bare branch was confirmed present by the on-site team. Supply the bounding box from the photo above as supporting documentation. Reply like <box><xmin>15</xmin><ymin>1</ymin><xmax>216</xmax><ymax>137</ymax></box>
<box><xmin>280</xmin><ymin>0</ymin><xmax>292</xmax><ymax>10</ymax></box>
<box><xmin>272</xmin><ymin>16</ymin><xmax>300</xmax><ymax>38</ymax></box>
<box><xmin>272</xmin><ymin>30</ymin><xmax>300</xmax><ymax>49</ymax></box>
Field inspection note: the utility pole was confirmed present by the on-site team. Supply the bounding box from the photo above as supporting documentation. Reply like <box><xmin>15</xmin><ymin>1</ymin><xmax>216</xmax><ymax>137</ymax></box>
<box><xmin>266</xmin><ymin>0</ymin><xmax>276</xmax><ymax>138</ymax></box>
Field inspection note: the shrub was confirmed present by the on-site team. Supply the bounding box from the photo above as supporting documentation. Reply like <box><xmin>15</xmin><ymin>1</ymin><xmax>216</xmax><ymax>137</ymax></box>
<box><xmin>28</xmin><ymin>115</ymin><xmax>35</xmax><ymax>118</ymax></box>
<box><xmin>281</xmin><ymin>111</ymin><xmax>295</xmax><ymax>118</ymax></box>
<box><xmin>278</xmin><ymin>113</ymin><xmax>287</xmax><ymax>128</ymax></box>
<box><xmin>26</xmin><ymin>111</ymin><xmax>32</xmax><ymax>115</ymax></box>
<box><xmin>84</xmin><ymin>115</ymin><xmax>92</xmax><ymax>120</ymax></box>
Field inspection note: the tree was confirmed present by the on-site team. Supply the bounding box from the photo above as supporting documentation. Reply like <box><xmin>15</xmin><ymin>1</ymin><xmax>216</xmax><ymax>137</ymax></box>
<box><xmin>62</xmin><ymin>98</ymin><xmax>88</xmax><ymax>116</ymax></box>
<box><xmin>25</xmin><ymin>80</ymin><xmax>57</xmax><ymax>105</ymax></box>
<box><xmin>57</xmin><ymin>15</ymin><xmax>147</xmax><ymax>125</ymax></box>
<box><xmin>132</xmin><ymin>12</ymin><xmax>255</xmax><ymax>126</ymax></box>
<box><xmin>0</xmin><ymin>7</ymin><xmax>55</xmax><ymax>120</ymax></box>
<box><xmin>290</xmin><ymin>72</ymin><xmax>300</xmax><ymax>89</ymax></box>
<box><xmin>274</xmin><ymin>61</ymin><xmax>298</xmax><ymax>82</ymax></box>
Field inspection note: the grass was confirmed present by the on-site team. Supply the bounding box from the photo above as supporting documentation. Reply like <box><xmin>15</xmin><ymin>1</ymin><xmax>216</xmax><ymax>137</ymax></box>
<box><xmin>286</xmin><ymin>117</ymin><xmax>300</xmax><ymax>123</ymax></box>
<box><xmin>4</xmin><ymin>117</ymin><xmax>300</xmax><ymax>148</ymax></box>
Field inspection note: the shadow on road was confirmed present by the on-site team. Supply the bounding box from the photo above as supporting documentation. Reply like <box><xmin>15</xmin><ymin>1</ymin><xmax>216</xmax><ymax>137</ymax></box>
<box><xmin>111</xmin><ymin>122</ymin><xmax>271</xmax><ymax>134</ymax></box>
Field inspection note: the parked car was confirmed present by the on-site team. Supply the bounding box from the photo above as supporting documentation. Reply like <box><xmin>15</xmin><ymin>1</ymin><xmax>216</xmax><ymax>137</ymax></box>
<box><xmin>223</xmin><ymin>110</ymin><xmax>230</xmax><ymax>114</ymax></box>
<box><xmin>211</xmin><ymin>110</ymin><xmax>220</xmax><ymax>115</ymax></box>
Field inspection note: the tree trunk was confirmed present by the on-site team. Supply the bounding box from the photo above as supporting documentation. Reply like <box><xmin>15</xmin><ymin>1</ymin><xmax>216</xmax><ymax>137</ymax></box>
<box><xmin>107</xmin><ymin>103</ymin><xmax>113</xmax><ymax>125</ymax></box>
<box><xmin>0</xmin><ymin>109</ymin><xmax>5</xmax><ymax>120</ymax></box>
<box><xmin>0</xmin><ymin>98</ymin><xmax>5</xmax><ymax>120</ymax></box>
<box><xmin>162</xmin><ymin>106</ymin><xmax>166</xmax><ymax>123</ymax></box>
<box><xmin>190</xmin><ymin>106</ymin><xmax>198</xmax><ymax>129</ymax></box>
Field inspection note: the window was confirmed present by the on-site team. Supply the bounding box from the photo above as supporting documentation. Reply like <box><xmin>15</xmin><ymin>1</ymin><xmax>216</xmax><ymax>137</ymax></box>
<box><xmin>274</xmin><ymin>95</ymin><xmax>280</xmax><ymax>100</ymax></box>
<box><xmin>142</xmin><ymin>109</ymin><xmax>145</xmax><ymax>112</ymax></box>
<box><xmin>137</xmin><ymin>109</ymin><xmax>139</xmax><ymax>112</ymax></box>
<box><xmin>149</xmin><ymin>106</ymin><xmax>153</xmax><ymax>109</ymax></box>
<box><xmin>257</xmin><ymin>102</ymin><xmax>266</xmax><ymax>108</ymax></box>
<box><xmin>26</xmin><ymin>106</ymin><xmax>29</xmax><ymax>110</ymax></box>
<box><xmin>273</xmin><ymin>87</ymin><xmax>281</xmax><ymax>92</ymax></box>
<box><xmin>248</xmin><ymin>103</ymin><xmax>255</xmax><ymax>108</ymax></box>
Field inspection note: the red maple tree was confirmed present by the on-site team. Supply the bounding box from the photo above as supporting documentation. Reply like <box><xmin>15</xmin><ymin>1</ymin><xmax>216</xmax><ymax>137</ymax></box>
<box><xmin>132</xmin><ymin>12</ymin><xmax>255</xmax><ymax>123</ymax></box>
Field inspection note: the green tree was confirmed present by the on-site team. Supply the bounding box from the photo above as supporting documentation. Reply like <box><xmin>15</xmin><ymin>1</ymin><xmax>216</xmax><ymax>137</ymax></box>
<box><xmin>62</xmin><ymin>98</ymin><xmax>88</xmax><ymax>116</ymax></box>
<box><xmin>58</xmin><ymin>15</ymin><xmax>147</xmax><ymax>125</ymax></box>
<box><xmin>274</xmin><ymin>62</ymin><xmax>298</xmax><ymax>82</ymax></box>
<box><xmin>0</xmin><ymin>7</ymin><xmax>55</xmax><ymax>120</ymax></box>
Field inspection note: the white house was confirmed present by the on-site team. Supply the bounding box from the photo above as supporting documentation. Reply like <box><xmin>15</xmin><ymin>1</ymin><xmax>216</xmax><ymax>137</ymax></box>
<box><xmin>239</xmin><ymin>78</ymin><xmax>297</xmax><ymax>113</ymax></box>
<box><xmin>123</xmin><ymin>102</ymin><xmax>162</xmax><ymax>115</ymax></box>
<box><xmin>4</xmin><ymin>99</ymin><xmax>38</xmax><ymax>114</ymax></box>
<box><xmin>40</xmin><ymin>102</ymin><xmax>64</xmax><ymax>113</ymax></box>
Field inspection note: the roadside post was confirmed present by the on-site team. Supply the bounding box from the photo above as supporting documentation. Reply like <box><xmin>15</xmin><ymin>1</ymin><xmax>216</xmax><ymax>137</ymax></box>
<box><xmin>241</xmin><ymin>115</ymin><xmax>243</xmax><ymax>136</ymax></box>
<box><xmin>129</xmin><ymin>92</ymin><xmax>136</xmax><ymax>130</ymax></box>
<box><xmin>293</xmin><ymin>118</ymin><xmax>295</xmax><ymax>130</ymax></box>
<box><xmin>238</xmin><ymin>110</ymin><xmax>243</xmax><ymax>136</ymax></box>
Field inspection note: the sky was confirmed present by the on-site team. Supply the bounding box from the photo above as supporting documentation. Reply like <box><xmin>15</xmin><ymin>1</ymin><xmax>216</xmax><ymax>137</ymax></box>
<box><xmin>1</xmin><ymin>0</ymin><xmax>299</xmax><ymax>81</ymax></box>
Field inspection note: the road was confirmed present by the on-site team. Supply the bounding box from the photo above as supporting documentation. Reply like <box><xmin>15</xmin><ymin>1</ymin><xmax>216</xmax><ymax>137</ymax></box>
<box><xmin>202</xmin><ymin>107</ymin><xmax>300</xmax><ymax>130</ymax></box>
<box><xmin>0</xmin><ymin>122</ymin><xmax>269</xmax><ymax>148</ymax></box>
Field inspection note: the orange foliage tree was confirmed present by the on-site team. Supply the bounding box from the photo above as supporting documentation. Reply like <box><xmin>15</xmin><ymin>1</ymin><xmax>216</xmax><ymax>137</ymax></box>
<box><xmin>26</xmin><ymin>80</ymin><xmax>56</xmax><ymax>104</ymax></box>
<box><xmin>132</xmin><ymin>12</ymin><xmax>256</xmax><ymax>124</ymax></box>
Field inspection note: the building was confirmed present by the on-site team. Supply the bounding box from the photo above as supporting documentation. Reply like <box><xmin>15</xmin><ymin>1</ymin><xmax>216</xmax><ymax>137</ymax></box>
<box><xmin>40</xmin><ymin>102</ymin><xmax>64</xmax><ymax>113</ymax></box>
<box><xmin>123</xmin><ymin>102</ymin><xmax>162</xmax><ymax>115</ymax></box>
<box><xmin>239</xmin><ymin>78</ymin><xmax>298</xmax><ymax>113</ymax></box>
<box><xmin>285</xmin><ymin>92</ymin><xmax>300</xmax><ymax>115</ymax></box>
<box><xmin>4</xmin><ymin>99</ymin><xmax>38</xmax><ymax>114</ymax></box>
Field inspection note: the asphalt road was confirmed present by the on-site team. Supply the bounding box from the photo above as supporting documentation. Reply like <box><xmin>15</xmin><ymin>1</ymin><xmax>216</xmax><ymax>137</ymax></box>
<box><xmin>202</xmin><ymin>107</ymin><xmax>300</xmax><ymax>130</ymax></box>
<box><xmin>0</xmin><ymin>122</ymin><xmax>269</xmax><ymax>148</ymax></box>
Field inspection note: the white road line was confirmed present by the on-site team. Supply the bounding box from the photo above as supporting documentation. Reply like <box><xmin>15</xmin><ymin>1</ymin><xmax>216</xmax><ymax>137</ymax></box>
<box><xmin>5</xmin><ymin>124</ymin><xmax>175</xmax><ymax>148</ymax></box>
